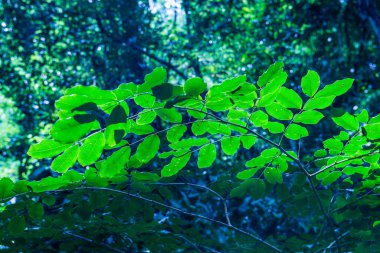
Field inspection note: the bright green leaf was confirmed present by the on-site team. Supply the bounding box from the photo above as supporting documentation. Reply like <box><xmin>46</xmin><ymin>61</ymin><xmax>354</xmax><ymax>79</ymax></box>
<box><xmin>136</xmin><ymin>135</ymin><xmax>160</xmax><ymax>163</ymax></box>
<box><xmin>51</xmin><ymin>118</ymin><xmax>99</xmax><ymax>143</ymax></box>
<box><xmin>276</xmin><ymin>87</ymin><xmax>303</xmax><ymax>109</ymax></box>
<box><xmin>184</xmin><ymin>77</ymin><xmax>207</xmax><ymax>96</ymax></box>
<box><xmin>294</xmin><ymin>110</ymin><xmax>324</xmax><ymax>125</ymax></box>
<box><xmin>51</xmin><ymin>145</ymin><xmax>79</xmax><ymax>173</ymax></box>
<box><xmin>198</xmin><ymin>143</ymin><xmax>216</xmax><ymax>168</ymax></box>
<box><xmin>28</xmin><ymin>140</ymin><xmax>71</xmax><ymax>159</ymax></box>
<box><xmin>221</xmin><ymin>136</ymin><xmax>240</xmax><ymax>155</ymax></box>
<box><xmin>161</xmin><ymin>153</ymin><xmax>191</xmax><ymax>177</ymax></box>
<box><xmin>284</xmin><ymin>124</ymin><xmax>309</xmax><ymax>140</ymax></box>
<box><xmin>78</xmin><ymin>132</ymin><xmax>105</xmax><ymax>166</ymax></box>
<box><xmin>167</xmin><ymin>125</ymin><xmax>187</xmax><ymax>143</ymax></box>
<box><xmin>265</xmin><ymin>103</ymin><xmax>293</xmax><ymax>120</ymax></box>
<box><xmin>264</xmin><ymin>167</ymin><xmax>283</xmax><ymax>184</ymax></box>
<box><xmin>301</xmin><ymin>70</ymin><xmax>320</xmax><ymax>97</ymax></box>
<box><xmin>332</xmin><ymin>112</ymin><xmax>359</xmax><ymax>131</ymax></box>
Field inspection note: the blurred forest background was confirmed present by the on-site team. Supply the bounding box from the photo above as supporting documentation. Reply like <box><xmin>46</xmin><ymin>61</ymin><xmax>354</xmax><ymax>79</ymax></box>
<box><xmin>1</xmin><ymin>0</ymin><xmax>380</xmax><ymax>180</ymax></box>
<box><xmin>0</xmin><ymin>0</ymin><xmax>380</xmax><ymax>251</ymax></box>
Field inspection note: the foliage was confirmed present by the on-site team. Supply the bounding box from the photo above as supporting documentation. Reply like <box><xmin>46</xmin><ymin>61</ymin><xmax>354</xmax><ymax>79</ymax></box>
<box><xmin>0</xmin><ymin>64</ymin><xmax>379</xmax><ymax>252</ymax></box>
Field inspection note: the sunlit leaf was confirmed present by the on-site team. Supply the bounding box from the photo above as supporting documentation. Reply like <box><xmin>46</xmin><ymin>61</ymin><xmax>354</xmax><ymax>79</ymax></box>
<box><xmin>301</xmin><ymin>70</ymin><xmax>320</xmax><ymax>97</ymax></box>
<box><xmin>51</xmin><ymin>145</ymin><xmax>79</xmax><ymax>173</ymax></box>
<box><xmin>198</xmin><ymin>143</ymin><xmax>216</xmax><ymax>168</ymax></box>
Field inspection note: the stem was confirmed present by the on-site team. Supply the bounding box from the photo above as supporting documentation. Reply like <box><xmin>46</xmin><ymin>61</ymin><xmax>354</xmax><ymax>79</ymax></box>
<box><xmin>148</xmin><ymin>182</ymin><xmax>231</xmax><ymax>225</ymax></box>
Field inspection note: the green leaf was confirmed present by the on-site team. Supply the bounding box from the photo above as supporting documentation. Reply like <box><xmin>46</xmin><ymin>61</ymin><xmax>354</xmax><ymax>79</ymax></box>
<box><xmin>191</xmin><ymin>121</ymin><xmax>209</xmax><ymax>136</ymax></box>
<box><xmin>207</xmin><ymin>122</ymin><xmax>231</xmax><ymax>135</ymax></box>
<box><xmin>106</xmin><ymin>103</ymin><xmax>128</xmax><ymax>125</ymax></box>
<box><xmin>0</xmin><ymin>178</ymin><xmax>14</xmax><ymax>199</ymax></box>
<box><xmin>131</xmin><ymin>171</ymin><xmax>160</xmax><ymax>182</ymax></box>
<box><xmin>55</xmin><ymin>94</ymin><xmax>91</xmax><ymax>111</ymax></box>
<box><xmin>260</xmin><ymin>72</ymin><xmax>287</xmax><ymax>96</ymax></box>
<box><xmin>161</xmin><ymin>152</ymin><xmax>191</xmax><ymax>177</ymax></box>
<box><xmin>51</xmin><ymin>145</ymin><xmax>79</xmax><ymax>173</ymax></box>
<box><xmin>28</xmin><ymin>176</ymin><xmax>70</xmax><ymax>193</ymax></box>
<box><xmin>230</xmin><ymin>178</ymin><xmax>266</xmax><ymax>199</ymax></box>
<box><xmin>240</xmin><ymin>135</ymin><xmax>257</xmax><ymax>149</ymax></box>
<box><xmin>236</xmin><ymin>167</ymin><xmax>261</xmax><ymax>180</ymax></box>
<box><xmin>136</xmin><ymin>110</ymin><xmax>156</xmax><ymax>125</ymax></box>
<box><xmin>113</xmin><ymin>82</ymin><xmax>137</xmax><ymax>100</ymax></box>
<box><xmin>356</xmin><ymin>109</ymin><xmax>369</xmax><ymax>123</ymax></box>
<box><xmin>250</xmin><ymin>110</ymin><xmax>269</xmax><ymax>127</ymax></box>
<box><xmin>136</xmin><ymin>135</ymin><xmax>160</xmax><ymax>163</ymax></box>
<box><xmin>321</xmin><ymin>171</ymin><xmax>342</xmax><ymax>186</ymax></box>
<box><xmin>264</xmin><ymin>122</ymin><xmax>285</xmax><ymax>134</ymax></box>
<box><xmin>78</xmin><ymin>132</ymin><xmax>105</xmax><ymax>166</ymax></box>
<box><xmin>104</xmin><ymin>123</ymin><xmax>126</xmax><ymax>147</ymax></box>
<box><xmin>363</xmin><ymin>122</ymin><xmax>380</xmax><ymax>140</ymax></box>
<box><xmin>335</xmin><ymin>131</ymin><xmax>349</xmax><ymax>141</ymax></box>
<box><xmin>314</xmin><ymin>149</ymin><xmax>327</xmax><ymax>158</ymax></box>
<box><xmin>13</xmin><ymin>180</ymin><xmax>28</xmax><ymax>194</ymax></box>
<box><xmin>315</xmin><ymin>78</ymin><xmax>354</xmax><ymax>98</ymax></box>
<box><xmin>139</xmin><ymin>67</ymin><xmax>167</xmax><ymax>92</ymax></box>
<box><xmin>157</xmin><ymin>108</ymin><xmax>182</xmax><ymax>123</ymax></box>
<box><xmin>198</xmin><ymin>143</ymin><xmax>216</xmax><ymax>168</ymax></box>
<box><xmin>127</xmin><ymin>120</ymin><xmax>154</xmax><ymax>135</ymax></box>
<box><xmin>221</xmin><ymin>136</ymin><xmax>240</xmax><ymax>155</ymax></box>
<box><xmin>98</xmin><ymin>146</ymin><xmax>131</xmax><ymax>177</ymax></box>
<box><xmin>184</xmin><ymin>77</ymin><xmax>207</xmax><ymax>96</ymax></box>
<box><xmin>373</xmin><ymin>221</ymin><xmax>380</xmax><ymax>228</ymax></box>
<box><xmin>332</xmin><ymin>112</ymin><xmax>359</xmax><ymax>131</ymax></box>
<box><xmin>167</xmin><ymin>125</ymin><xmax>187</xmax><ymax>143</ymax></box>
<box><xmin>73</xmin><ymin>114</ymin><xmax>97</xmax><ymax>124</ymax></box>
<box><xmin>134</xmin><ymin>94</ymin><xmax>155</xmax><ymax>108</ymax></box>
<box><xmin>85</xmin><ymin>167</ymin><xmax>108</xmax><ymax>187</ymax></box>
<box><xmin>152</xmin><ymin>83</ymin><xmax>180</xmax><ymax>100</ymax></box>
<box><xmin>257</xmin><ymin>62</ymin><xmax>284</xmax><ymax>87</ymax></box>
<box><xmin>284</xmin><ymin>124</ymin><xmax>309</xmax><ymax>140</ymax></box>
<box><xmin>29</xmin><ymin>203</ymin><xmax>44</xmax><ymax>219</ymax></box>
<box><xmin>264</xmin><ymin>167</ymin><xmax>283</xmax><ymax>184</ymax></box>
<box><xmin>51</xmin><ymin>118</ymin><xmax>99</xmax><ymax>143</ymax></box>
<box><xmin>219</xmin><ymin>75</ymin><xmax>247</xmax><ymax>92</ymax></box>
<box><xmin>72</xmin><ymin>102</ymin><xmax>98</xmax><ymax>112</ymax></box>
<box><xmin>42</xmin><ymin>195</ymin><xmax>56</xmax><ymax>206</ymax></box>
<box><xmin>294</xmin><ymin>110</ymin><xmax>324</xmax><ymax>124</ymax></box>
<box><xmin>303</xmin><ymin>96</ymin><xmax>335</xmax><ymax>110</ymax></box>
<box><xmin>276</xmin><ymin>87</ymin><xmax>303</xmax><ymax>109</ymax></box>
<box><xmin>228</xmin><ymin>109</ymin><xmax>249</xmax><ymax>119</ymax></box>
<box><xmin>169</xmin><ymin>138</ymin><xmax>209</xmax><ymax>150</ymax></box>
<box><xmin>265</xmin><ymin>103</ymin><xmax>293</xmax><ymax>120</ymax></box>
<box><xmin>28</xmin><ymin>140</ymin><xmax>71</xmax><ymax>159</ymax></box>
<box><xmin>206</xmin><ymin>94</ymin><xmax>233</xmax><ymax>111</ymax></box>
<box><xmin>301</xmin><ymin>70</ymin><xmax>320</xmax><ymax>97</ymax></box>
<box><xmin>323</xmin><ymin>138</ymin><xmax>343</xmax><ymax>154</ymax></box>
<box><xmin>65</xmin><ymin>85</ymin><xmax>117</xmax><ymax>105</ymax></box>
<box><xmin>8</xmin><ymin>216</ymin><xmax>26</xmax><ymax>235</ymax></box>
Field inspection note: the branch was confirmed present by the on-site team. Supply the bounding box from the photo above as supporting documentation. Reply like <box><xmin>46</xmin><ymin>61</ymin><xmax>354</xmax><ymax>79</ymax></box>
<box><xmin>310</xmin><ymin>151</ymin><xmax>380</xmax><ymax>177</ymax></box>
<box><xmin>64</xmin><ymin>231</ymin><xmax>125</xmax><ymax>253</ymax></box>
<box><xmin>54</xmin><ymin>187</ymin><xmax>282</xmax><ymax>253</ymax></box>
<box><xmin>148</xmin><ymin>182</ymin><xmax>231</xmax><ymax>225</ymax></box>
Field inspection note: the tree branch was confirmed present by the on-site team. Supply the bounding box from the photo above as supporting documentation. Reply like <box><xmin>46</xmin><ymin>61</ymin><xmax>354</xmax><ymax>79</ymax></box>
<box><xmin>54</xmin><ymin>187</ymin><xmax>282</xmax><ymax>253</ymax></box>
<box><xmin>148</xmin><ymin>182</ymin><xmax>231</xmax><ymax>226</ymax></box>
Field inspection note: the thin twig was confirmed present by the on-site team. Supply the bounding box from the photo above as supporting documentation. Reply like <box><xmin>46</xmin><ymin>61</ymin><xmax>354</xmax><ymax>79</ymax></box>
<box><xmin>64</xmin><ymin>231</ymin><xmax>125</xmax><ymax>253</ymax></box>
<box><xmin>148</xmin><ymin>182</ymin><xmax>231</xmax><ymax>226</ymax></box>
<box><xmin>54</xmin><ymin>187</ymin><xmax>282</xmax><ymax>252</ymax></box>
